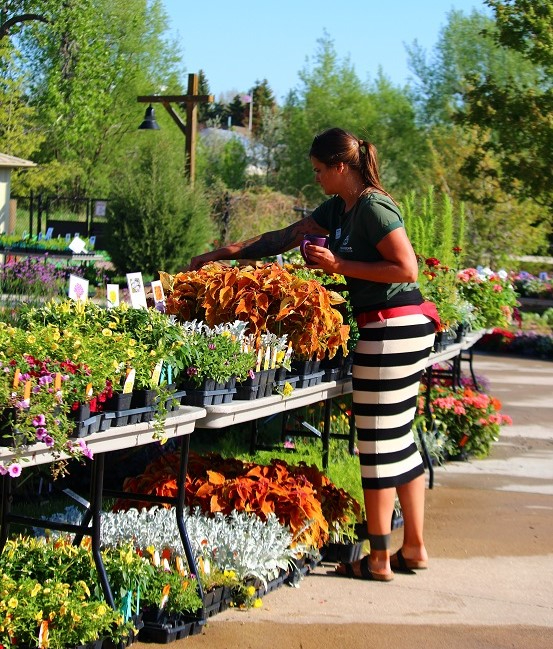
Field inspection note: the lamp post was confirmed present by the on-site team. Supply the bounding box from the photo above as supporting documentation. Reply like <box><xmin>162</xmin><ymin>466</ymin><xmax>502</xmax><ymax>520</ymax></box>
<box><xmin>137</xmin><ymin>73</ymin><xmax>213</xmax><ymax>185</ymax></box>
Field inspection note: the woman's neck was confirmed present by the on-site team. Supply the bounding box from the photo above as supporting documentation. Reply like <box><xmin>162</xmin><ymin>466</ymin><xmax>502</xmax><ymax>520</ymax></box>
<box><xmin>340</xmin><ymin>174</ymin><xmax>367</xmax><ymax>212</ymax></box>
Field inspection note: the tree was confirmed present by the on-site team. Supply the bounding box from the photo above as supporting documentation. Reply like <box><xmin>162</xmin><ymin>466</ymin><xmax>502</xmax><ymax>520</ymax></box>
<box><xmin>249</xmin><ymin>79</ymin><xmax>276</xmax><ymax>135</ymax></box>
<box><xmin>105</xmin><ymin>133</ymin><xmax>215</xmax><ymax>275</ymax></box>
<box><xmin>11</xmin><ymin>0</ymin><xmax>183</xmax><ymax>195</ymax></box>
<box><xmin>227</xmin><ymin>94</ymin><xmax>246</xmax><ymax>128</ymax></box>
<box><xmin>277</xmin><ymin>34</ymin><xmax>371</xmax><ymax>201</ymax></box>
<box><xmin>253</xmin><ymin>105</ymin><xmax>284</xmax><ymax>186</ymax></box>
<box><xmin>407</xmin><ymin>5</ymin><xmax>550</xmax><ymax>259</ymax></box>
<box><xmin>277</xmin><ymin>34</ymin><xmax>428</xmax><ymax>203</ymax></box>
<box><xmin>196</xmin><ymin>130</ymin><xmax>248</xmax><ymax>190</ymax></box>
<box><xmin>0</xmin><ymin>1</ymin><xmax>49</xmax><ymax>41</ymax></box>
<box><xmin>457</xmin><ymin>0</ymin><xmax>553</xmax><ymax>211</ymax></box>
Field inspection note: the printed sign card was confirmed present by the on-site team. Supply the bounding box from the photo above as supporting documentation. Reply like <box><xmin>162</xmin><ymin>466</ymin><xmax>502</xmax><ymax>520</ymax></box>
<box><xmin>151</xmin><ymin>280</ymin><xmax>166</xmax><ymax>312</ymax></box>
<box><xmin>68</xmin><ymin>274</ymin><xmax>89</xmax><ymax>302</ymax></box>
<box><xmin>106</xmin><ymin>284</ymin><xmax>120</xmax><ymax>309</ymax></box>
<box><xmin>68</xmin><ymin>236</ymin><xmax>87</xmax><ymax>254</ymax></box>
<box><xmin>126</xmin><ymin>272</ymin><xmax>148</xmax><ymax>309</ymax></box>
<box><xmin>45</xmin><ymin>227</ymin><xmax>54</xmax><ymax>240</ymax></box>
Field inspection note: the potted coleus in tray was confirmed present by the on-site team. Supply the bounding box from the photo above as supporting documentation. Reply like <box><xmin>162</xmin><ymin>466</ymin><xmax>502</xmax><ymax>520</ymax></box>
<box><xmin>160</xmin><ymin>263</ymin><xmax>350</xmax><ymax>365</ymax></box>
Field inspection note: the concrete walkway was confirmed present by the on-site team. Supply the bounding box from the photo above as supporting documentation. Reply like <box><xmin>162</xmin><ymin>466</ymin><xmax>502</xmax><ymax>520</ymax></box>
<box><xmin>137</xmin><ymin>352</ymin><xmax>553</xmax><ymax>649</ymax></box>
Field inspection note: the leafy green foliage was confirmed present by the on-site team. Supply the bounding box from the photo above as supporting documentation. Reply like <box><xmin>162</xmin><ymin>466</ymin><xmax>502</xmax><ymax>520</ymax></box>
<box><xmin>104</xmin><ymin>136</ymin><xmax>215</xmax><ymax>275</ymax></box>
<box><xmin>457</xmin><ymin>0</ymin><xmax>553</xmax><ymax>211</ymax></box>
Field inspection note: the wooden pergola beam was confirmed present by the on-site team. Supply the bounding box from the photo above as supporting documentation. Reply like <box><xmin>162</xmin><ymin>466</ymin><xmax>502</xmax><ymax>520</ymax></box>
<box><xmin>137</xmin><ymin>74</ymin><xmax>214</xmax><ymax>184</ymax></box>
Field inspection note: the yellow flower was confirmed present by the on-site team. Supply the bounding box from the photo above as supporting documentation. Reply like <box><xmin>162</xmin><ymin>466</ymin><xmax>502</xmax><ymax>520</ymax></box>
<box><xmin>281</xmin><ymin>382</ymin><xmax>294</xmax><ymax>397</ymax></box>
<box><xmin>97</xmin><ymin>604</ymin><xmax>107</xmax><ymax>616</ymax></box>
<box><xmin>246</xmin><ymin>586</ymin><xmax>256</xmax><ymax>597</ymax></box>
<box><xmin>31</xmin><ymin>583</ymin><xmax>41</xmax><ymax>597</ymax></box>
<box><xmin>108</xmin><ymin>322</ymin><xmax>117</xmax><ymax>329</ymax></box>
<box><xmin>102</xmin><ymin>328</ymin><xmax>113</xmax><ymax>337</ymax></box>
<box><xmin>77</xmin><ymin>580</ymin><xmax>90</xmax><ymax>597</ymax></box>
<box><xmin>51</xmin><ymin>329</ymin><xmax>61</xmax><ymax>341</ymax></box>
<box><xmin>127</xmin><ymin>349</ymin><xmax>136</xmax><ymax>359</ymax></box>
<box><xmin>128</xmin><ymin>339</ymin><xmax>136</xmax><ymax>347</ymax></box>
<box><xmin>73</xmin><ymin>339</ymin><xmax>82</xmax><ymax>348</ymax></box>
<box><xmin>27</xmin><ymin>334</ymin><xmax>36</xmax><ymax>344</ymax></box>
<box><xmin>253</xmin><ymin>598</ymin><xmax>263</xmax><ymax>608</ymax></box>
<box><xmin>7</xmin><ymin>598</ymin><xmax>17</xmax><ymax>609</ymax></box>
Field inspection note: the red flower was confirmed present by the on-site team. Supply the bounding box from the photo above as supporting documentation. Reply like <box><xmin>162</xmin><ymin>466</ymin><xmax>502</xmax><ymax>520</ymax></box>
<box><xmin>425</xmin><ymin>257</ymin><xmax>440</xmax><ymax>267</ymax></box>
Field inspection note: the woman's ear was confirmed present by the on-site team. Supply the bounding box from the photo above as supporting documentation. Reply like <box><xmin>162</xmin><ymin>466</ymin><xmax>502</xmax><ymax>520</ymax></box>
<box><xmin>336</xmin><ymin>162</ymin><xmax>346</xmax><ymax>174</ymax></box>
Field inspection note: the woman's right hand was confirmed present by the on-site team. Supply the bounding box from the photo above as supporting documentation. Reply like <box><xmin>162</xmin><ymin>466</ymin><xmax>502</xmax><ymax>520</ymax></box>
<box><xmin>188</xmin><ymin>250</ymin><xmax>222</xmax><ymax>271</ymax></box>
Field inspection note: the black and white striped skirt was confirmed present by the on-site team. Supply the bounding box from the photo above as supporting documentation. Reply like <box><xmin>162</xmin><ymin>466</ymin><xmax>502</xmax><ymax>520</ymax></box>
<box><xmin>352</xmin><ymin>314</ymin><xmax>435</xmax><ymax>490</ymax></box>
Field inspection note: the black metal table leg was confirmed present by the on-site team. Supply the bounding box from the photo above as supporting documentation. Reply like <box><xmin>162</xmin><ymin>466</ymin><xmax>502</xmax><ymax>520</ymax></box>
<box><xmin>175</xmin><ymin>435</ymin><xmax>204</xmax><ymax>601</ymax></box>
<box><xmin>348</xmin><ymin>410</ymin><xmax>356</xmax><ymax>456</ymax></box>
<box><xmin>322</xmin><ymin>398</ymin><xmax>332</xmax><ymax>470</ymax></box>
<box><xmin>422</xmin><ymin>367</ymin><xmax>435</xmax><ymax>489</ymax></box>
<box><xmin>0</xmin><ymin>474</ymin><xmax>11</xmax><ymax>551</ymax></box>
<box><xmin>90</xmin><ymin>453</ymin><xmax>115</xmax><ymax>608</ymax></box>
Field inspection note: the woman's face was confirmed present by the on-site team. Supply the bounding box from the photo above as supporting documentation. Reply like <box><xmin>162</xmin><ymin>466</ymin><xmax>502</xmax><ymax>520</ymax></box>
<box><xmin>311</xmin><ymin>156</ymin><xmax>341</xmax><ymax>195</ymax></box>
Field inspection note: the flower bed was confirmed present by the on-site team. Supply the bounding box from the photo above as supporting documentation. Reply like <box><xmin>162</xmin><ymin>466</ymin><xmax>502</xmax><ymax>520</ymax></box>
<box><xmin>416</xmin><ymin>383</ymin><xmax>512</xmax><ymax>460</ymax></box>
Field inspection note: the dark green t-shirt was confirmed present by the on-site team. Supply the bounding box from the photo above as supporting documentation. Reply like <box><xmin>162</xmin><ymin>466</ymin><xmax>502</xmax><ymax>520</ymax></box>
<box><xmin>310</xmin><ymin>192</ymin><xmax>419</xmax><ymax>312</ymax></box>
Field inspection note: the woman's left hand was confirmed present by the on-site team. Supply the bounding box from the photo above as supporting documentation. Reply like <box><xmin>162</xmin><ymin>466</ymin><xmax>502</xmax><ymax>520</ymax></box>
<box><xmin>304</xmin><ymin>244</ymin><xmax>342</xmax><ymax>274</ymax></box>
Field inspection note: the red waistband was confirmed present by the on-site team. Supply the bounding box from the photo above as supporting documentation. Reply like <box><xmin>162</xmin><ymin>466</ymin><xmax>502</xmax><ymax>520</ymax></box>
<box><xmin>356</xmin><ymin>302</ymin><xmax>441</xmax><ymax>330</ymax></box>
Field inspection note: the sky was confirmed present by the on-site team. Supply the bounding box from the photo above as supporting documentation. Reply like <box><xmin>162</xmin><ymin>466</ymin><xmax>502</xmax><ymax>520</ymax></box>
<box><xmin>161</xmin><ymin>0</ymin><xmax>491</xmax><ymax>103</ymax></box>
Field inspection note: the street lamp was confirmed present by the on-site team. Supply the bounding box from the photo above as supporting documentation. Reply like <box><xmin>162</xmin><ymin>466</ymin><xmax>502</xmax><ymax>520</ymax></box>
<box><xmin>137</xmin><ymin>73</ymin><xmax>213</xmax><ymax>184</ymax></box>
<box><xmin>138</xmin><ymin>104</ymin><xmax>160</xmax><ymax>130</ymax></box>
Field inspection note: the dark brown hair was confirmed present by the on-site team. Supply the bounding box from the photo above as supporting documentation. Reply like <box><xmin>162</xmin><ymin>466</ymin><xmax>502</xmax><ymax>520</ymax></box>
<box><xmin>309</xmin><ymin>127</ymin><xmax>393</xmax><ymax>200</ymax></box>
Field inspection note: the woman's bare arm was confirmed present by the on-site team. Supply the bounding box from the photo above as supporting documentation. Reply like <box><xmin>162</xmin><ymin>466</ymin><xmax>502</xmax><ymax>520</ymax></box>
<box><xmin>188</xmin><ymin>216</ymin><xmax>327</xmax><ymax>270</ymax></box>
<box><xmin>306</xmin><ymin>228</ymin><xmax>419</xmax><ymax>283</ymax></box>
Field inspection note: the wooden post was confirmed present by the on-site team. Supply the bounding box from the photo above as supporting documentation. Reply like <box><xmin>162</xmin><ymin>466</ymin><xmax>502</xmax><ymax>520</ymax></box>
<box><xmin>185</xmin><ymin>73</ymin><xmax>198</xmax><ymax>182</ymax></box>
<box><xmin>137</xmin><ymin>74</ymin><xmax>213</xmax><ymax>185</ymax></box>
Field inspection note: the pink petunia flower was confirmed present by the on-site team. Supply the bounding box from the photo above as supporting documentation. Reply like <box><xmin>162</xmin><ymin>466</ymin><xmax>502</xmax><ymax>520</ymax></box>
<box><xmin>8</xmin><ymin>463</ymin><xmax>22</xmax><ymax>478</ymax></box>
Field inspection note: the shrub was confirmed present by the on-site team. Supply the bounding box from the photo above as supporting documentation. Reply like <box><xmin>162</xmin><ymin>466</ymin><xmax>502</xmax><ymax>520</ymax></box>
<box><xmin>104</xmin><ymin>137</ymin><xmax>216</xmax><ymax>275</ymax></box>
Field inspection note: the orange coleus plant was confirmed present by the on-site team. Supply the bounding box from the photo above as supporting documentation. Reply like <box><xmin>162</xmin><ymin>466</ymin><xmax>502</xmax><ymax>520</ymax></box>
<box><xmin>115</xmin><ymin>452</ymin><xmax>361</xmax><ymax>550</ymax></box>
<box><xmin>160</xmin><ymin>263</ymin><xmax>349</xmax><ymax>360</ymax></box>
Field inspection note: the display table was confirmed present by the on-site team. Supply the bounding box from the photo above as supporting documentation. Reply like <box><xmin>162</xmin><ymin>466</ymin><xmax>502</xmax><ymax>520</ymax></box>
<box><xmin>0</xmin><ymin>406</ymin><xmax>206</xmax><ymax>608</ymax></box>
<box><xmin>195</xmin><ymin>329</ymin><xmax>489</xmax><ymax>479</ymax></box>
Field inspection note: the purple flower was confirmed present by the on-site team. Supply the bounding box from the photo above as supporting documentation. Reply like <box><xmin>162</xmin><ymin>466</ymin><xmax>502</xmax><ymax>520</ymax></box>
<box><xmin>39</xmin><ymin>375</ymin><xmax>53</xmax><ymax>385</ymax></box>
<box><xmin>248</xmin><ymin>369</ymin><xmax>256</xmax><ymax>380</ymax></box>
<box><xmin>0</xmin><ymin>464</ymin><xmax>7</xmax><ymax>476</ymax></box>
<box><xmin>35</xmin><ymin>427</ymin><xmax>48</xmax><ymax>441</ymax></box>
<box><xmin>43</xmin><ymin>435</ymin><xmax>55</xmax><ymax>447</ymax></box>
<box><xmin>208</xmin><ymin>343</ymin><xmax>216</xmax><ymax>350</ymax></box>
<box><xmin>33</xmin><ymin>414</ymin><xmax>46</xmax><ymax>427</ymax></box>
<box><xmin>186</xmin><ymin>367</ymin><xmax>198</xmax><ymax>376</ymax></box>
<box><xmin>78</xmin><ymin>439</ymin><xmax>94</xmax><ymax>459</ymax></box>
<box><xmin>8</xmin><ymin>463</ymin><xmax>22</xmax><ymax>478</ymax></box>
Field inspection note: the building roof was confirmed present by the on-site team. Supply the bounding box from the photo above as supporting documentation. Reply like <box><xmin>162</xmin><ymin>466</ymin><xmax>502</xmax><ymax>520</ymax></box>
<box><xmin>0</xmin><ymin>153</ymin><xmax>36</xmax><ymax>169</ymax></box>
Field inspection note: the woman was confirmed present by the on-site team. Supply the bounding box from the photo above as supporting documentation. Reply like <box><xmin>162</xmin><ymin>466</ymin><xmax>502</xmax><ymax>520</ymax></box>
<box><xmin>189</xmin><ymin>127</ymin><xmax>437</xmax><ymax>581</ymax></box>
